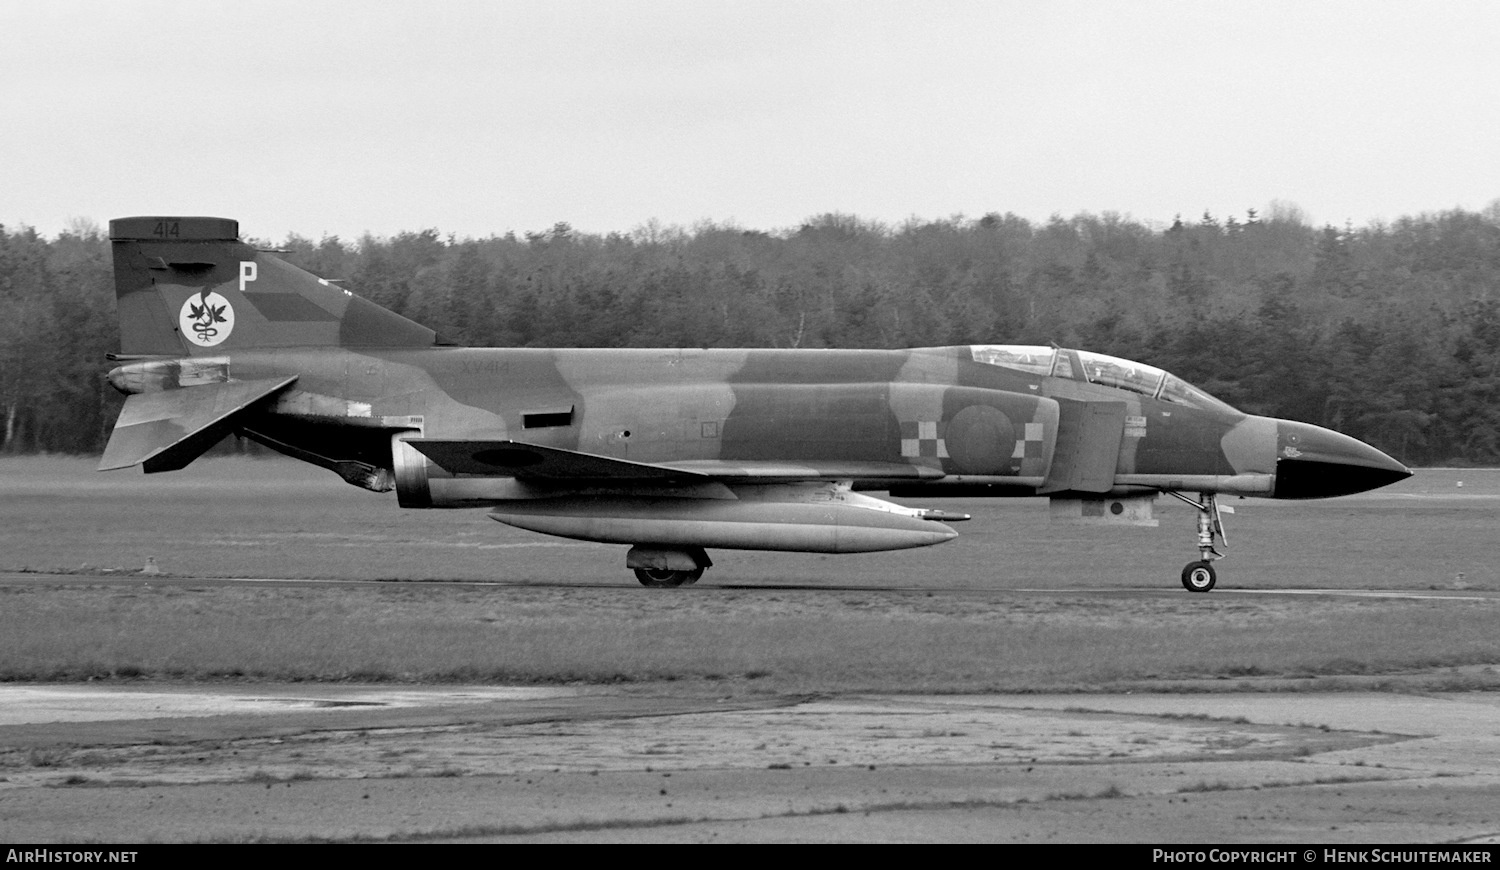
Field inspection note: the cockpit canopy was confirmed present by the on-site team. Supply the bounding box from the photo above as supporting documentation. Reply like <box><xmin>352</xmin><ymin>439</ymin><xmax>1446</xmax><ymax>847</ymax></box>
<box><xmin>968</xmin><ymin>345</ymin><xmax>1238</xmax><ymax>414</ymax></box>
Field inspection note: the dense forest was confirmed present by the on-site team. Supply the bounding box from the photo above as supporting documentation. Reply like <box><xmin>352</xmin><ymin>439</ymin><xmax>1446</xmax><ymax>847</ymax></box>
<box><xmin>3</xmin><ymin>203</ymin><xmax>1500</xmax><ymax>466</ymax></box>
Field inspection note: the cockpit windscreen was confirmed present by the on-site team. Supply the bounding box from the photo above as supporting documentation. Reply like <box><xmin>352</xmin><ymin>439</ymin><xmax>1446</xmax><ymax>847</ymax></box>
<box><xmin>968</xmin><ymin>345</ymin><xmax>1238</xmax><ymax>414</ymax></box>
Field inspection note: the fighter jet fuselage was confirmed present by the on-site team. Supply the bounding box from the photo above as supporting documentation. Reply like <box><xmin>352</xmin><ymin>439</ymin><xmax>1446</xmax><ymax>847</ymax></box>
<box><xmin>100</xmin><ymin>217</ymin><xmax>1412</xmax><ymax>590</ymax></box>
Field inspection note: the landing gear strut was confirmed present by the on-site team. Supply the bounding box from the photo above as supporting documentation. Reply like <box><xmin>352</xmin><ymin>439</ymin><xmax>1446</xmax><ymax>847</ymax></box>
<box><xmin>1164</xmin><ymin>491</ymin><xmax>1230</xmax><ymax>592</ymax></box>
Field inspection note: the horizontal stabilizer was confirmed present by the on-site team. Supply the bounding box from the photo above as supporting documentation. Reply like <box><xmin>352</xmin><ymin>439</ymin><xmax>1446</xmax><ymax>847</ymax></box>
<box><xmin>99</xmin><ymin>376</ymin><xmax>298</xmax><ymax>473</ymax></box>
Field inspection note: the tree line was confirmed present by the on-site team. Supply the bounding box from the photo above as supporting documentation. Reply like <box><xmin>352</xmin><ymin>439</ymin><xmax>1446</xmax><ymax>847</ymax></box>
<box><xmin>3</xmin><ymin>204</ymin><xmax>1499</xmax><ymax>465</ymax></box>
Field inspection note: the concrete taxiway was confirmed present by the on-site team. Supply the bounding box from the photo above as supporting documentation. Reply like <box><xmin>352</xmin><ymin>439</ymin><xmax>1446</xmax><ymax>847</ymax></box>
<box><xmin>1</xmin><ymin>682</ymin><xmax>1497</xmax><ymax>843</ymax></box>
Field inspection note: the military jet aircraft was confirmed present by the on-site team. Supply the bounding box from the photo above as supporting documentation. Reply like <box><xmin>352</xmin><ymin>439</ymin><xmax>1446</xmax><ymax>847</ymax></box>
<box><xmin>99</xmin><ymin>216</ymin><xmax>1412</xmax><ymax>591</ymax></box>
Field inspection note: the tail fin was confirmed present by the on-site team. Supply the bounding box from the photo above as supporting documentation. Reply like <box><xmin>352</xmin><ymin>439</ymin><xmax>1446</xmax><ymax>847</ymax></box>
<box><xmin>109</xmin><ymin>216</ymin><xmax>439</xmax><ymax>356</ymax></box>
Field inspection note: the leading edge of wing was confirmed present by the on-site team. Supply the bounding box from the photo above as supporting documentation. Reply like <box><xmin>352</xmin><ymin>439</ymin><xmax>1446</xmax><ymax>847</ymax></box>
<box><xmin>407</xmin><ymin>439</ymin><xmax>699</xmax><ymax>480</ymax></box>
<box><xmin>405</xmin><ymin>439</ymin><xmax>945</xmax><ymax>482</ymax></box>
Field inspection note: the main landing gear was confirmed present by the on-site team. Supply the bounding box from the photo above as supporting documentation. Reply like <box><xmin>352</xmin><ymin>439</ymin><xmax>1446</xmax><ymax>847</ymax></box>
<box><xmin>1164</xmin><ymin>491</ymin><xmax>1232</xmax><ymax>592</ymax></box>
<box><xmin>627</xmin><ymin>545</ymin><xmax>712</xmax><ymax>588</ymax></box>
<box><xmin>632</xmin><ymin>567</ymin><xmax>705</xmax><ymax>588</ymax></box>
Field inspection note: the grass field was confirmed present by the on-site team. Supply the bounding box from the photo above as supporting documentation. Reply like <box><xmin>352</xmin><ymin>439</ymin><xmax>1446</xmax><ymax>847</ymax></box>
<box><xmin>2</xmin><ymin>456</ymin><xmax>1498</xmax><ymax>692</ymax></box>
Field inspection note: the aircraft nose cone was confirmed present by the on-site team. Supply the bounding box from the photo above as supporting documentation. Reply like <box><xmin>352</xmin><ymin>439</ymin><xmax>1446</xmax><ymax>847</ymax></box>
<box><xmin>1273</xmin><ymin>420</ymin><xmax>1412</xmax><ymax>499</ymax></box>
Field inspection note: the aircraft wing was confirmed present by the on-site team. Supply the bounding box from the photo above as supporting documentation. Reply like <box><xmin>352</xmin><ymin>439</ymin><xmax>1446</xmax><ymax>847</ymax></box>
<box><xmin>407</xmin><ymin>439</ymin><xmax>701</xmax><ymax>480</ymax></box>
<box><xmin>99</xmin><ymin>376</ymin><xmax>299</xmax><ymax>473</ymax></box>
<box><xmin>658</xmin><ymin>459</ymin><xmax>945</xmax><ymax>481</ymax></box>
<box><xmin>406</xmin><ymin>439</ymin><xmax>945</xmax><ymax>482</ymax></box>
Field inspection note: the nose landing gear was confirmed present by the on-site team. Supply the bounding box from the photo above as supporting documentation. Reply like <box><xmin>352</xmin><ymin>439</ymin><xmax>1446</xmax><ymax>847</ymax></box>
<box><xmin>1165</xmin><ymin>491</ymin><xmax>1232</xmax><ymax>592</ymax></box>
<box><xmin>1181</xmin><ymin>560</ymin><xmax>1217</xmax><ymax>593</ymax></box>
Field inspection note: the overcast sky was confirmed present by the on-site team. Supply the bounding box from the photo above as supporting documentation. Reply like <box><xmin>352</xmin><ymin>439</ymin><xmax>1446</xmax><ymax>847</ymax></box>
<box><xmin>3</xmin><ymin>0</ymin><xmax>1498</xmax><ymax>242</ymax></box>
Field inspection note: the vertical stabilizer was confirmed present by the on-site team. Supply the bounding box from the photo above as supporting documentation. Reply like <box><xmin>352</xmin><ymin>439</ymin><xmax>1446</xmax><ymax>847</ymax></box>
<box><xmin>109</xmin><ymin>216</ymin><xmax>439</xmax><ymax>355</ymax></box>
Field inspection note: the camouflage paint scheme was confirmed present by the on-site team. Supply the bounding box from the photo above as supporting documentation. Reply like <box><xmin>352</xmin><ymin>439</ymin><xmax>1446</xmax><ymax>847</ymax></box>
<box><xmin>100</xmin><ymin>217</ymin><xmax>1411</xmax><ymax>590</ymax></box>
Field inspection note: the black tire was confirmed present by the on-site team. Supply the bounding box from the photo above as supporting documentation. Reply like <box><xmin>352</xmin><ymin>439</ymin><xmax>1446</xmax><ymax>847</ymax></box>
<box><xmin>633</xmin><ymin>567</ymin><xmax>703</xmax><ymax>588</ymax></box>
<box><xmin>1180</xmin><ymin>560</ymin><xmax>1217</xmax><ymax>592</ymax></box>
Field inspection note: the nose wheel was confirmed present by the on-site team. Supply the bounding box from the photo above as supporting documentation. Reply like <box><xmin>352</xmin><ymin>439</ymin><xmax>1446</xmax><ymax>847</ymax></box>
<box><xmin>1165</xmin><ymin>491</ymin><xmax>1232</xmax><ymax>592</ymax></box>
<box><xmin>1180</xmin><ymin>560</ymin><xmax>1217</xmax><ymax>592</ymax></box>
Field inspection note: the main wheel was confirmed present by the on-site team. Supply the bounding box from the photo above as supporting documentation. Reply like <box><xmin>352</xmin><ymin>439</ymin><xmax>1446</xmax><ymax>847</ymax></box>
<box><xmin>1180</xmin><ymin>560</ymin><xmax>1217</xmax><ymax>592</ymax></box>
<box><xmin>633</xmin><ymin>567</ymin><xmax>704</xmax><ymax>588</ymax></box>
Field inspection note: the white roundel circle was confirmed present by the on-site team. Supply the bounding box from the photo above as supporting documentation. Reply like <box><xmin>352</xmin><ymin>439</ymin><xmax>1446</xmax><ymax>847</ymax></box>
<box><xmin>179</xmin><ymin>292</ymin><xmax>235</xmax><ymax>347</ymax></box>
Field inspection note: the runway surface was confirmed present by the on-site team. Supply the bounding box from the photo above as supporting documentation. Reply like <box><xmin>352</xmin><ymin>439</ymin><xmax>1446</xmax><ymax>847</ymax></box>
<box><xmin>3</xmin><ymin>570</ymin><xmax>1496</xmax><ymax>602</ymax></box>
<box><xmin>2</xmin><ymin>679</ymin><xmax>1498</xmax><ymax>843</ymax></box>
